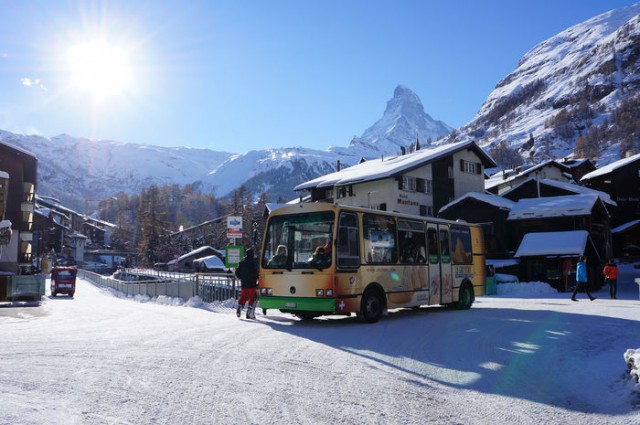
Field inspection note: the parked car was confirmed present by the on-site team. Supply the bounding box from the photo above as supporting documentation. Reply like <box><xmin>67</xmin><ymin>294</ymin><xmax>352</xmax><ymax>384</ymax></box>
<box><xmin>193</xmin><ymin>255</ymin><xmax>232</xmax><ymax>273</ymax></box>
<box><xmin>51</xmin><ymin>266</ymin><xmax>77</xmax><ymax>297</ymax></box>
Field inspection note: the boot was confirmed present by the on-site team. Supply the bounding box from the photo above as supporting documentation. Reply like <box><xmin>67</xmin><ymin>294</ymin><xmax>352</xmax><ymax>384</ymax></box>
<box><xmin>236</xmin><ymin>305</ymin><xmax>242</xmax><ymax>318</ymax></box>
<box><xmin>246</xmin><ymin>306</ymin><xmax>254</xmax><ymax>319</ymax></box>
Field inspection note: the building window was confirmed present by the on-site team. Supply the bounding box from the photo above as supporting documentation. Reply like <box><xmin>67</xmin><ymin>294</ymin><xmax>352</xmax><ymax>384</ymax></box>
<box><xmin>337</xmin><ymin>185</ymin><xmax>354</xmax><ymax>199</ymax></box>
<box><xmin>419</xmin><ymin>205</ymin><xmax>434</xmax><ymax>217</ymax></box>
<box><xmin>416</xmin><ymin>178</ymin><xmax>432</xmax><ymax>194</ymax></box>
<box><xmin>460</xmin><ymin>159</ymin><xmax>482</xmax><ymax>175</ymax></box>
<box><xmin>402</xmin><ymin>176</ymin><xmax>416</xmax><ymax>192</ymax></box>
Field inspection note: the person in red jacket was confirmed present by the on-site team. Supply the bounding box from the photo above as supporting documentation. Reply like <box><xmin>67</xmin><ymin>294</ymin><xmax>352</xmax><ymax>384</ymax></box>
<box><xmin>603</xmin><ymin>259</ymin><xmax>619</xmax><ymax>299</ymax></box>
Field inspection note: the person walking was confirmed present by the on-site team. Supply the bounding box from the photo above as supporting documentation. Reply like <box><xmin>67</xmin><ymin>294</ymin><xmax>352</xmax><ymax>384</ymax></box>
<box><xmin>603</xmin><ymin>258</ymin><xmax>619</xmax><ymax>299</ymax></box>
<box><xmin>235</xmin><ymin>248</ymin><xmax>259</xmax><ymax>319</ymax></box>
<box><xmin>571</xmin><ymin>256</ymin><xmax>596</xmax><ymax>302</ymax></box>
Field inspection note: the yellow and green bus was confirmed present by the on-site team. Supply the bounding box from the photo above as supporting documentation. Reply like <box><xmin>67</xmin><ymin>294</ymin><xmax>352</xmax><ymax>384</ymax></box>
<box><xmin>259</xmin><ymin>202</ymin><xmax>486</xmax><ymax>323</ymax></box>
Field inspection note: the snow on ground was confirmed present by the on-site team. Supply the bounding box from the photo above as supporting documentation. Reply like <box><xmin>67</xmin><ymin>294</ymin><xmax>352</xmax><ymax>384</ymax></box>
<box><xmin>1</xmin><ymin>263</ymin><xmax>640</xmax><ymax>425</ymax></box>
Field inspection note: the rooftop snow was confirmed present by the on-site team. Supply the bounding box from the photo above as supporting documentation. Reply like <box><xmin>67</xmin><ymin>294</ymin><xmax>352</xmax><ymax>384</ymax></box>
<box><xmin>581</xmin><ymin>152</ymin><xmax>640</xmax><ymax>181</ymax></box>
<box><xmin>514</xmin><ymin>230</ymin><xmax>589</xmax><ymax>257</ymax></box>
<box><xmin>501</xmin><ymin>177</ymin><xmax>616</xmax><ymax>206</ymax></box>
<box><xmin>295</xmin><ymin>140</ymin><xmax>493</xmax><ymax>191</ymax></box>
<box><xmin>439</xmin><ymin>191</ymin><xmax>516</xmax><ymax>214</ymax></box>
<box><xmin>485</xmin><ymin>160</ymin><xmax>569</xmax><ymax>190</ymax></box>
<box><xmin>508</xmin><ymin>193</ymin><xmax>601</xmax><ymax>220</ymax></box>
<box><xmin>612</xmin><ymin>219</ymin><xmax>640</xmax><ymax>234</ymax></box>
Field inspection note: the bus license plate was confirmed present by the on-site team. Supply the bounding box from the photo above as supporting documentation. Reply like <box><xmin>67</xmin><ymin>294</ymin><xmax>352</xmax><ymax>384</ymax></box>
<box><xmin>285</xmin><ymin>302</ymin><xmax>297</xmax><ymax>308</ymax></box>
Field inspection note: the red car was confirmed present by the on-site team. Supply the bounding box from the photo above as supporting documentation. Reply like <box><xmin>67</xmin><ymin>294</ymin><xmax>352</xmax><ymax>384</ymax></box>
<box><xmin>51</xmin><ymin>266</ymin><xmax>77</xmax><ymax>297</ymax></box>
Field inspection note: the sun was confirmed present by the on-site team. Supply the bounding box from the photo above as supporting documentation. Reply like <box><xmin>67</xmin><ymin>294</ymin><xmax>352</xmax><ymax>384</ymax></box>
<box><xmin>67</xmin><ymin>40</ymin><xmax>132</xmax><ymax>101</ymax></box>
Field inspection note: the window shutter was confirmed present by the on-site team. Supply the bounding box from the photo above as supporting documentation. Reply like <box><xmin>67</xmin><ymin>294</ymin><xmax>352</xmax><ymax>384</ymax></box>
<box><xmin>460</xmin><ymin>159</ymin><xmax>465</xmax><ymax>172</ymax></box>
<box><xmin>476</xmin><ymin>162</ymin><xmax>482</xmax><ymax>174</ymax></box>
<box><xmin>398</xmin><ymin>177</ymin><xmax>403</xmax><ymax>190</ymax></box>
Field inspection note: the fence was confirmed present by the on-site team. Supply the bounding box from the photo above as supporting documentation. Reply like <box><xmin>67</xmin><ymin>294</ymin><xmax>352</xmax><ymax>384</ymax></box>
<box><xmin>78</xmin><ymin>269</ymin><xmax>240</xmax><ymax>303</ymax></box>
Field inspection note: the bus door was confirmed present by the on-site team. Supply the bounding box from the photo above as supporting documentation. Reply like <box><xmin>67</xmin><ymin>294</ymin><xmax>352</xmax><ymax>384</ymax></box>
<box><xmin>439</xmin><ymin>226</ymin><xmax>453</xmax><ymax>304</ymax></box>
<box><xmin>427</xmin><ymin>224</ymin><xmax>440</xmax><ymax>305</ymax></box>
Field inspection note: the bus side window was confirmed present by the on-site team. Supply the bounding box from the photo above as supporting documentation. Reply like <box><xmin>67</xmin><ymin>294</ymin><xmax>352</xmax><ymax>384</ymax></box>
<box><xmin>337</xmin><ymin>212</ymin><xmax>360</xmax><ymax>268</ymax></box>
<box><xmin>427</xmin><ymin>227</ymin><xmax>439</xmax><ymax>264</ymax></box>
<box><xmin>363</xmin><ymin>213</ymin><xmax>396</xmax><ymax>264</ymax></box>
<box><xmin>440</xmin><ymin>229</ymin><xmax>451</xmax><ymax>264</ymax></box>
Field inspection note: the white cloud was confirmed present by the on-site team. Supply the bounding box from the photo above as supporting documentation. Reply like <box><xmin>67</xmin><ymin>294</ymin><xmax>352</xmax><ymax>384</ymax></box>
<box><xmin>21</xmin><ymin>77</ymin><xmax>47</xmax><ymax>90</ymax></box>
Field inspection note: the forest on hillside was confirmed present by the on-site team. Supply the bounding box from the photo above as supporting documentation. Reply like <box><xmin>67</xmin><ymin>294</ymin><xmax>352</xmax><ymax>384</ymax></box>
<box><xmin>97</xmin><ymin>183</ymin><xmax>268</xmax><ymax>266</ymax></box>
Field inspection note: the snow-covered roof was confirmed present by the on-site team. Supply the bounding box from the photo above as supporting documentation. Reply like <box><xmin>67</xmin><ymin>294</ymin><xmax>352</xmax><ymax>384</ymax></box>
<box><xmin>501</xmin><ymin>177</ymin><xmax>616</xmax><ymax>206</ymax></box>
<box><xmin>612</xmin><ymin>219</ymin><xmax>640</xmax><ymax>234</ymax></box>
<box><xmin>193</xmin><ymin>255</ymin><xmax>229</xmax><ymax>270</ymax></box>
<box><xmin>485</xmin><ymin>160</ymin><xmax>570</xmax><ymax>190</ymax></box>
<box><xmin>0</xmin><ymin>171</ymin><xmax>8</xmax><ymax>179</ymax></box>
<box><xmin>581</xmin><ymin>152</ymin><xmax>640</xmax><ymax>181</ymax></box>
<box><xmin>0</xmin><ymin>219</ymin><xmax>11</xmax><ymax>229</ymax></box>
<box><xmin>176</xmin><ymin>246</ymin><xmax>222</xmax><ymax>262</ymax></box>
<box><xmin>295</xmin><ymin>140</ymin><xmax>495</xmax><ymax>191</ymax></box>
<box><xmin>438</xmin><ymin>191</ymin><xmax>515</xmax><ymax>215</ymax></box>
<box><xmin>508</xmin><ymin>194</ymin><xmax>603</xmax><ymax>221</ymax></box>
<box><xmin>514</xmin><ymin>230</ymin><xmax>589</xmax><ymax>257</ymax></box>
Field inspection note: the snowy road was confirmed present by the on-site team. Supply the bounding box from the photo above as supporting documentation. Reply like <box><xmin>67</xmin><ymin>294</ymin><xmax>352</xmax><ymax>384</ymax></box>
<box><xmin>1</xmin><ymin>267</ymin><xmax>640</xmax><ymax>425</ymax></box>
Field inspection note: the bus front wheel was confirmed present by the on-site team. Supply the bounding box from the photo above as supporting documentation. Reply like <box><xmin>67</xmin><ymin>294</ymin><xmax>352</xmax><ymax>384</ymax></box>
<box><xmin>359</xmin><ymin>288</ymin><xmax>384</xmax><ymax>323</ymax></box>
<box><xmin>456</xmin><ymin>282</ymin><xmax>474</xmax><ymax>310</ymax></box>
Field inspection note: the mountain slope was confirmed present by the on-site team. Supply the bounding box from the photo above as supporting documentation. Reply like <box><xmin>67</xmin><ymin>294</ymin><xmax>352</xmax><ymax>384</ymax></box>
<box><xmin>451</xmin><ymin>3</ymin><xmax>640</xmax><ymax>167</ymax></box>
<box><xmin>0</xmin><ymin>130</ymin><xmax>233</xmax><ymax>210</ymax></box>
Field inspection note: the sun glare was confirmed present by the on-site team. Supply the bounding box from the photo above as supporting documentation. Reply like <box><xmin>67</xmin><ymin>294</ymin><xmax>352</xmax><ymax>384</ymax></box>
<box><xmin>67</xmin><ymin>40</ymin><xmax>132</xmax><ymax>101</ymax></box>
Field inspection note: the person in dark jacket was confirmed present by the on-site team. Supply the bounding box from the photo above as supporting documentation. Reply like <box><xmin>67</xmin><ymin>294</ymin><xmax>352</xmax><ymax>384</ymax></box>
<box><xmin>571</xmin><ymin>256</ymin><xmax>596</xmax><ymax>302</ymax></box>
<box><xmin>603</xmin><ymin>259</ymin><xmax>619</xmax><ymax>299</ymax></box>
<box><xmin>235</xmin><ymin>248</ymin><xmax>259</xmax><ymax>319</ymax></box>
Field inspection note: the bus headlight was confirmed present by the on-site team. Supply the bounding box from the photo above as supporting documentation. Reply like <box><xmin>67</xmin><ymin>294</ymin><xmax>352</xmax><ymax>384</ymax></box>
<box><xmin>316</xmin><ymin>289</ymin><xmax>324</xmax><ymax>296</ymax></box>
<box><xmin>261</xmin><ymin>288</ymin><xmax>273</xmax><ymax>295</ymax></box>
<box><xmin>326</xmin><ymin>289</ymin><xmax>333</xmax><ymax>296</ymax></box>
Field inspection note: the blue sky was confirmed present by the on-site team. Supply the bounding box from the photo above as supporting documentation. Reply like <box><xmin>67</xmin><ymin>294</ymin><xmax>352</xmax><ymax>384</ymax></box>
<box><xmin>1</xmin><ymin>0</ymin><xmax>637</xmax><ymax>153</ymax></box>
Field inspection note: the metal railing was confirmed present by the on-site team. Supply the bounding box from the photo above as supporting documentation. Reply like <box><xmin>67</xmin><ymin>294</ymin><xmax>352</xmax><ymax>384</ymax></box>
<box><xmin>78</xmin><ymin>269</ymin><xmax>240</xmax><ymax>303</ymax></box>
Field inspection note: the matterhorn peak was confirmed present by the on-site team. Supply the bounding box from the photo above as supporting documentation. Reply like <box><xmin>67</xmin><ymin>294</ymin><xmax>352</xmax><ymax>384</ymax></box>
<box><xmin>345</xmin><ymin>85</ymin><xmax>453</xmax><ymax>157</ymax></box>
<box><xmin>386</xmin><ymin>85</ymin><xmax>424</xmax><ymax>116</ymax></box>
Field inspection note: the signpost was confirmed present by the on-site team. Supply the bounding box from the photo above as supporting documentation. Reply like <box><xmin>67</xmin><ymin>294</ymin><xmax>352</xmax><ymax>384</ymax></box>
<box><xmin>225</xmin><ymin>216</ymin><xmax>243</xmax><ymax>268</ymax></box>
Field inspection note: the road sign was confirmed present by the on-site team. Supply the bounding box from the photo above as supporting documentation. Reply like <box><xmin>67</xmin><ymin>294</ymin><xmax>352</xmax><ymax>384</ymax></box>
<box><xmin>225</xmin><ymin>245</ymin><xmax>243</xmax><ymax>268</ymax></box>
<box><xmin>226</xmin><ymin>216</ymin><xmax>243</xmax><ymax>239</ymax></box>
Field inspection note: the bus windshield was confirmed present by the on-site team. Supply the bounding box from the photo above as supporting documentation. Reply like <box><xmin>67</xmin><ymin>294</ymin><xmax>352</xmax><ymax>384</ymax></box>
<box><xmin>262</xmin><ymin>211</ymin><xmax>334</xmax><ymax>270</ymax></box>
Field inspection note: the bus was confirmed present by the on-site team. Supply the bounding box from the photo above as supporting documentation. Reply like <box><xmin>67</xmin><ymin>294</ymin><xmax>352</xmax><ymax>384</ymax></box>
<box><xmin>258</xmin><ymin>202</ymin><xmax>486</xmax><ymax>323</ymax></box>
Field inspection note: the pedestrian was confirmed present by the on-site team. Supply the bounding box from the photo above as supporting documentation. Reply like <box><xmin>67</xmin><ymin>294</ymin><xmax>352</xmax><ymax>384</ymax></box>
<box><xmin>571</xmin><ymin>256</ymin><xmax>596</xmax><ymax>302</ymax></box>
<box><xmin>603</xmin><ymin>258</ymin><xmax>619</xmax><ymax>299</ymax></box>
<box><xmin>235</xmin><ymin>248</ymin><xmax>259</xmax><ymax>319</ymax></box>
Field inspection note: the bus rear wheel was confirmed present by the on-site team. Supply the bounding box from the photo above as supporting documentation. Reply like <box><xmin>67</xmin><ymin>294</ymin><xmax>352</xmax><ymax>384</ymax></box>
<box><xmin>456</xmin><ymin>282</ymin><xmax>474</xmax><ymax>310</ymax></box>
<box><xmin>359</xmin><ymin>288</ymin><xmax>384</xmax><ymax>323</ymax></box>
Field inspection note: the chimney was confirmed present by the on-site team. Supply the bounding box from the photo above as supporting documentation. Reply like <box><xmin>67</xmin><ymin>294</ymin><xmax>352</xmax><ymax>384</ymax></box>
<box><xmin>336</xmin><ymin>160</ymin><xmax>341</xmax><ymax>171</ymax></box>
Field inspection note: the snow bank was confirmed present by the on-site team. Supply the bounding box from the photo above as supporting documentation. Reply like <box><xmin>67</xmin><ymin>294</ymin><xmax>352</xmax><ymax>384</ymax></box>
<box><xmin>624</xmin><ymin>349</ymin><xmax>640</xmax><ymax>384</ymax></box>
<box><xmin>497</xmin><ymin>281</ymin><xmax>558</xmax><ymax>296</ymax></box>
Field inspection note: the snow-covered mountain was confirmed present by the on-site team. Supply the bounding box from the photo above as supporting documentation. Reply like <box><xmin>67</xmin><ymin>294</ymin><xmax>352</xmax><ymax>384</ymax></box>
<box><xmin>330</xmin><ymin>85</ymin><xmax>453</xmax><ymax>158</ymax></box>
<box><xmin>1</xmin><ymin>85</ymin><xmax>449</xmax><ymax>208</ymax></box>
<box><xmin>0</xmin><ymin>130</ymin><xmax>234</xmax><ymax>210</ymax></box>
<box><xmin>451</xmin><ymin>2</ymin><xmax>640</xmax><ymax>168</ymax></box>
